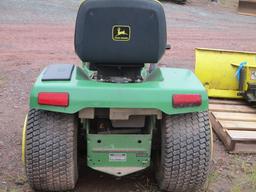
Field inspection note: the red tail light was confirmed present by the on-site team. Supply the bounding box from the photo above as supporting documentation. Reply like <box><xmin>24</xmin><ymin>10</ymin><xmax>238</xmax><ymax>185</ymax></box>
<box><xmin>172</xmin><ymin>94</ymin><xmax>201</xmax><ymax>108</ymax></box>
<box><xmin>38</xmin><ymin>92</ymin><xmax>69</xmax><ymax>107</ymax></box>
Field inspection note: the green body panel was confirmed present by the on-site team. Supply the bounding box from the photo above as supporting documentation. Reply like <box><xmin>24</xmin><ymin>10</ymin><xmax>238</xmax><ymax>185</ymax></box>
<box><xmin>86</xmin><ymin>117</ymin><xmax>153</xmax><ymax>176</ymax></box>
<box><xmin>87</xmin><ymin>134</ymin><xmax>151</xmax><ymax>166</ymax></box>
<box><xmin>29</xmin><ymin>66</ymin><xmax>208</xmax><ymax>114</ymax></box>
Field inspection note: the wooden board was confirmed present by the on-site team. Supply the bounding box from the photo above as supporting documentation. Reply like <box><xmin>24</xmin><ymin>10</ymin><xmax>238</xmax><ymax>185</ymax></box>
<box><xmin>227</xmin><ymin>130</ymin><xmax>256</xmax><ymax>141</ymax></box>
<box><xmin>219</xmin><ymin>120</ymin><xmax>256</xmax><ymax>131</ymax></box>
<box><xmin>209</xmin><ymin>99</ymin><xmax>246</xmax><ymax>105</ymax></box>
<box><xmin>209</xmin><ymin>104</ymin><xmax>256</xmax><ymax>113</ymax></box>
<box><xmin>238</xmin><ymin>0</ymin><xmax>256</xmax><ymax>16</ymax></box>
<box><xmin>231</xmin><ymin>142</ymin><xmax>256</xmax><ymax>153</ymax></box>
<box><xmin>212</xmin><ymin>112</ymin><xmax>256</xmax><ymax>122</ymax></box>
<box><xmin>209</xmin><ymin>99</ymin><xmax>256</xmax><ymax>153</ymax></box>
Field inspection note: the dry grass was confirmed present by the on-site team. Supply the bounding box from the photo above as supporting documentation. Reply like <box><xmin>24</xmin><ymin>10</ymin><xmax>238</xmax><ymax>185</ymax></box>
<box><xmin>248</xmin><ymin>166</ymin><xmax>256</xmax><ymax>190</ymax></box>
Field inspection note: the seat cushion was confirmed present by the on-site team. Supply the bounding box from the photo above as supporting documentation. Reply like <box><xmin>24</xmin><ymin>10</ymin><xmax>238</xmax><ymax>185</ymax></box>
<box><xmin>74</xmin><ymin>0</ymin><xmax>167</xmax><ymax>64</ymax></box>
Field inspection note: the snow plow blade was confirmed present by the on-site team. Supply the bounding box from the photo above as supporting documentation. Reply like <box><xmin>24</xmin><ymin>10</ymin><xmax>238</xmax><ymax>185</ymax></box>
<box><xmin>195</xmin><ymin>48</ymin><xmax>256</xmax><ymax>99</ymax></box>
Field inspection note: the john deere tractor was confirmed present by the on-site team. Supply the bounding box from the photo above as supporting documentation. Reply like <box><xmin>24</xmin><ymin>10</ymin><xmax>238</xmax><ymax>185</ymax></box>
<box><xmin>22</xmin><ymin>0</ymin><xmax>211</xmax><ymax>191</ymax></box>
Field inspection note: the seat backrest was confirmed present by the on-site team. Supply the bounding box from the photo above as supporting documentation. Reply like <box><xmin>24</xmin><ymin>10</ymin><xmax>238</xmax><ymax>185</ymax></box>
<box><xmin>75</xmin><ymin>0</ymin><xmax>167</xmax><ymax>64</ymax></box>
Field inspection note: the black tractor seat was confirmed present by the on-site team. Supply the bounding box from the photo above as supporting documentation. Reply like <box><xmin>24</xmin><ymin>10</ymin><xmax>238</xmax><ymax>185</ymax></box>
<box><xmin>75</xmin><ymin>0</ymin><xmax>167</xmax><ymax>65</ymax></box>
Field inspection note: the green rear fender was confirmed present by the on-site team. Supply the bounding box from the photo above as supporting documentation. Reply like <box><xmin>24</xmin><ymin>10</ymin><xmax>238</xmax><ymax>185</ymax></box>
<box><xmin>29</xmin><ymin>66</ymin><xmax>208</xmax><ymax>114</ymax></box>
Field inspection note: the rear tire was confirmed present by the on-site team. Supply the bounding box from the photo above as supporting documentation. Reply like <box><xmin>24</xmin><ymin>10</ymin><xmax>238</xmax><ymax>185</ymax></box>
<box><xmin>155</xmin><ymin>112</ymin><xmax>211</xmax><ymax>192</ymax></box>
<box><xmin>24</xmin><ymin>109</ymin><xmax>78</xmax><ymax>191</ymax></box>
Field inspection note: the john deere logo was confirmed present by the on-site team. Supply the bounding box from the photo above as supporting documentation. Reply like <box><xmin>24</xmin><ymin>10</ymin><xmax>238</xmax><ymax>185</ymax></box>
<box><xmin>112</xmin><ymin>25</ymin><xmax>131</xmax><ymax>41</ymax></box>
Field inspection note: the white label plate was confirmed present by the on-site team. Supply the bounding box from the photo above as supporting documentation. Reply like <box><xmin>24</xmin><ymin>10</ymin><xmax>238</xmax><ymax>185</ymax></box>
<box><xmin>109</xmin><ymin>153</ymin><xmax>127</xmax><ymax>162</ymax></box>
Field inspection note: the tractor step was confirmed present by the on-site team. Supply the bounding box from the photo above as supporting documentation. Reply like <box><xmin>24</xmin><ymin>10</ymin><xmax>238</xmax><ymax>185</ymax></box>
<box><xmin>209</xmin><ymin>99</ymin><xmax>256</xmax><ymax>153</ymax></box>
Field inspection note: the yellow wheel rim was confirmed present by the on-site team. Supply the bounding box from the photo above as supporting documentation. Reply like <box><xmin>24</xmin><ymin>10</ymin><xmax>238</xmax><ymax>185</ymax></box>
<box><xmin>209</xmin><ymin>121</ymin><xmax>214</xmax><ymax>161</ymax></box>
<box><xmin>22</xmin><ymin>115</ymin><xmax>28</xmax><ymax>164</ymax></box>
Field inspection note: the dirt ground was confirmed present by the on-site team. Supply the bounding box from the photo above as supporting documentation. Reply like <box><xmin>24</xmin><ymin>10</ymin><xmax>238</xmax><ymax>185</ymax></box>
<box><xmin>0</xmin><ymin>0</ymin><xmax>256</xmax><ymax>192</ymax></box>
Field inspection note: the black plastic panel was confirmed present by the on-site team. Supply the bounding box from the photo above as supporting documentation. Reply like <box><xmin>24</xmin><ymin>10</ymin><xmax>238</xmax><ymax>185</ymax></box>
<box><xmin>42</xmin><ymin>64</ymin><xmax>75</xmax><ymax>81</ymax></box>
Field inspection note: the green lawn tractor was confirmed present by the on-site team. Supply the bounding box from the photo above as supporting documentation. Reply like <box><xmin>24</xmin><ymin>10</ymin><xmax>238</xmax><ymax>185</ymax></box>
<box><xmin>22</xmin><ymin>0</ymin><xmax>211</xmax><ymax>191</ymax></box>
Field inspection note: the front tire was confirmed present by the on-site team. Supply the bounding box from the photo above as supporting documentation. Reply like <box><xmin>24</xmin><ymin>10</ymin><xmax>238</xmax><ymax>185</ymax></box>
<box><xmin>24</xmin><ymin>109</ymin><xmax>78</xmax><ymax>191</ymax></box>
<box><xmin>155</xmin><ymin>112</ymin><xmax>211</xmax><ymax>192</ymax></box>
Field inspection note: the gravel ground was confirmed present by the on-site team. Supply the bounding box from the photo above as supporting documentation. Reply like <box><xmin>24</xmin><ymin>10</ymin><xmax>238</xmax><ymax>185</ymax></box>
<box><xmin>0</xmin><ymin>0</ymin><xmax>256</xmax><ymax>192</ymax></box>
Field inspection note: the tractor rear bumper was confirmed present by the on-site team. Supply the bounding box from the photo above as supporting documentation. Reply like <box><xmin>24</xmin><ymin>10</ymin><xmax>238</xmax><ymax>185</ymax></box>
<box><xmin>29</xmin><ymin>65</ymin><xmax>208</xmax><ymax>114</ymax></box>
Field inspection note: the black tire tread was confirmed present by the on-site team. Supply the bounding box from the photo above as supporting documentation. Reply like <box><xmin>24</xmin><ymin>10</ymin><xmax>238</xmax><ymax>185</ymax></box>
<box><xmin>158</xmin><ymin>112</ymin><xmax>211</xmax><ymax>192</ymax></box>
<box><xmin>25</xmin><ymin>109</ymin><xmax>78</xmax><ymax>191</ymax></box>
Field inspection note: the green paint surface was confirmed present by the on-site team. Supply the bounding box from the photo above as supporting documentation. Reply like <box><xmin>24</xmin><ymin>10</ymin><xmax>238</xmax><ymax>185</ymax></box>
<box><xmin>87</xmin><ymin>134</ymin><xmax>152</xmax><ymax>167</ymax></box>
<box><xmin>86</xmin><ymin>117</ymin><xmax>154</xmax><ymax>175</ymax></box>
<box><xmin>29</xmin><ymin>66</ymin><xmax>208</xmax><ymax>114</ymax></box>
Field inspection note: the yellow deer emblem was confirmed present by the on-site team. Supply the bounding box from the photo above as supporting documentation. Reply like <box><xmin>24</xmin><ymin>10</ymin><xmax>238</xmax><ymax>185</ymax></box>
<box><xmin>116</xmin><ymin>27</ymin><xmax>128</xmax><ymax>36</ymax></box>
<box><xmin>112</xmin><ymin>25</ymin><xmax>130</xmax><ymax>41</ymax></box>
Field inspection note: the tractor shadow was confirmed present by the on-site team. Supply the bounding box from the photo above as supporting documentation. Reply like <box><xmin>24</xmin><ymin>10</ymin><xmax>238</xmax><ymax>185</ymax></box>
<box><xmin>76</xmin><ymin>159</ymin><xmax>159</xmax><ymax>192</ymax></box>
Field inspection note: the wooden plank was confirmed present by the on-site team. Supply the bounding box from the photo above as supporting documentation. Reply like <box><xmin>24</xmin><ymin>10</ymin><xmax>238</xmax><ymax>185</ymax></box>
<box><xmin>220</xmin><ymin>120</ymin><xmax>256</xmax><ymax>131</ymax></box>
<box><xmin>212</xmin><ymin>112</ymin><xmax>256</xmax><ymax>122</ymax></box>
<box><xmin>209</xmin><ymin>99</ymin><xmax>245</xmax><ymax>105</ymax></box>
<box><xmin>239</xmin><ymin>12</ymin><xmax>256</xmax><ymax>16</ymax></box>
<box><xmin>239</xmin><ymin>0</ymin><xmax>256</xmax><ymax>3</ymax></box>
<box><xmin>238</xmin><ymin>0</ymin><xmax>256</xmax><ymax>16</ymax></box>
<box><xmin>226</xmin><ymin>130</ymin><xmax>256</xmax><ymax>141</ymax></box>
<box><xmin>231</xmin><ymin>142</ymin><xmax>256</xmax><ymax>153</ymax></box>
<box><xmin>209</xmin><ymin>99</ymin><xmax>256</xmax><ymax>153</ymax></box>
<box><xmin>209</xmin><ymin>112</ymin><xmax>234</xmax><ymax>150</ymax></box>
<box><xmin>209</xmin><ymin>104</ymin><xmax>256</xmax><ymax>113</ymax></box>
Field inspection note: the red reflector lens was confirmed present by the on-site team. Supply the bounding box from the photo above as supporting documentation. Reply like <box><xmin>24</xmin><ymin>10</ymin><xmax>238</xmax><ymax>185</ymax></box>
<box><xmin>173</xmin><ymin>94</ymin><xmax>201</xmax><ymax>108</ymax></box>
<box><xmin>38</xmin><ymin>92</ymin><xmax>69</xmax><ymax>107</ymax></box>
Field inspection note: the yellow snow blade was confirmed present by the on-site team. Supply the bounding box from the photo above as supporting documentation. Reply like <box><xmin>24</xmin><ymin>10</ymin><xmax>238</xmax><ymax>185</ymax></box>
<box><xmin>195</xmin><ymin>48</ymin><xmax>256</xmax><ymax>99</ymax></box>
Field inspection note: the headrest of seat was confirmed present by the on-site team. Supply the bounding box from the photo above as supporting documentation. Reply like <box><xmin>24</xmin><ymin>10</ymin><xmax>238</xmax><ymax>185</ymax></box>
<box><xmin>75</xmin><ymin>0</ymin><xmax>167</xmax><ymax>64</ymax></box>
